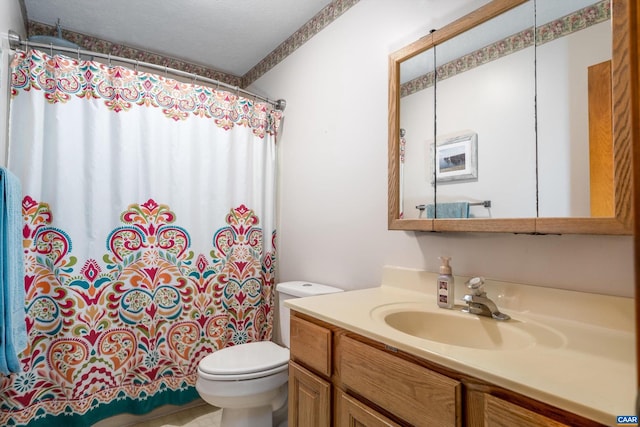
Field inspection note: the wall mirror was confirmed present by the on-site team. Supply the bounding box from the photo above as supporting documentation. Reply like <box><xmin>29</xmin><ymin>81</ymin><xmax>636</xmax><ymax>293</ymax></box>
<box><xmin>388</xmin><ymin>0</ymin><xmax>634</xmax><ymax>234</ymax></box>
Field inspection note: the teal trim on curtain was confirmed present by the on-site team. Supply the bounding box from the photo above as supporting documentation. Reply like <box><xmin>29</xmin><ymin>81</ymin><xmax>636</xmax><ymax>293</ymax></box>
<box><xmin>4</xmin><ymin>384</ymin><xmax>200</xmax><ymax>427</ymax></box>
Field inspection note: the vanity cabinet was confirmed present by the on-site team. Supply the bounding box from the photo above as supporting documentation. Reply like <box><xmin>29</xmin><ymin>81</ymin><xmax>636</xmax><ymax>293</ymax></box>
<box><xmin>288</xmin><ymin>310</ymin><xmax>605</xmax><ymax>427</ymax></box>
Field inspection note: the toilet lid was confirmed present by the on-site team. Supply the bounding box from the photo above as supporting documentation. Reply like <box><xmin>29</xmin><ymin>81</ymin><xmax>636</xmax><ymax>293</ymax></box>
<box><xmin>199</xmin><ymin>341</ymin><xmax>290</xmax><ymax>376</ymax></box>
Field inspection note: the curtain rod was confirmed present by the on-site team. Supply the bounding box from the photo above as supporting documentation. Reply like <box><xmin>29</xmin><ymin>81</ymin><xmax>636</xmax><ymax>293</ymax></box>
<box><xmin>6</xmin><ymin>30</ymin><xmax>286</xmax><ymax>111</ymax></box>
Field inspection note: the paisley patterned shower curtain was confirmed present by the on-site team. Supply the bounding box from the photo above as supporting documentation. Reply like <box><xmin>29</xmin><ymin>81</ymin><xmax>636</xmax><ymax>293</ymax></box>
<box><xmin>0</xmin><ymin>49</ymin><xmax>281</xmax><ymax>426</ymax></box>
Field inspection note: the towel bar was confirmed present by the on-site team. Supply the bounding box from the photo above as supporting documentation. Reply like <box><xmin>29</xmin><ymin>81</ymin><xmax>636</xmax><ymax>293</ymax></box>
<box><xmin>415</xmin><ymin>200</ymin><xmax>491</xmax><ymax>211</ymax></box>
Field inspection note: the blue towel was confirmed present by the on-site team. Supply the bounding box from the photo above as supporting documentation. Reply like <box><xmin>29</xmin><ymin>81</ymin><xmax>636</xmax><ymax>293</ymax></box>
<box><xmin>426</xmin><ymin>202</ymin><xmax>470</xmax><ymax>219</ymax></box>
<box><xmin>0</xmin><ymin>167</ymin><xmax>27</xmax><ymax>375</ymax></box>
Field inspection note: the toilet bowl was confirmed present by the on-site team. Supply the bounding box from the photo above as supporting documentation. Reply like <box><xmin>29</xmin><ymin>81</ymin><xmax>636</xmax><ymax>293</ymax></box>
<box><xmin>195</xmin><ymin>281</ymin><xmax>343</xmax><ymax>427</ymax></box>
<box><xmin>196</xmin><ymin>341</ymin><xmax>290</xmax><ymax>427</ymax></box>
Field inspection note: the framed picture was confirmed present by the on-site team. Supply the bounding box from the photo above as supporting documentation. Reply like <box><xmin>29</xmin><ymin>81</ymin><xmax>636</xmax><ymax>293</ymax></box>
<box><xmin>431</xmin><ymin>132</ymin><xmax>478</xmax><ymax>183</ymax></box>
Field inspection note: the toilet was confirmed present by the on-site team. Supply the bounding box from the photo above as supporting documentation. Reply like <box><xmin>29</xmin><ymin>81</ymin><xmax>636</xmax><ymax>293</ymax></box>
<box><xmin>196</xmin><ymin>281</ymin><xmax>343</xmax><ymax>427</ymax></box>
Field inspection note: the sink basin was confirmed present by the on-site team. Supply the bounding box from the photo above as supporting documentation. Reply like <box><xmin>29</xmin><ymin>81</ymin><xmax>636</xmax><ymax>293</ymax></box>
<box><xmin>373</xmin><ymin>304</ymin><xmax>564</xmax><ymax>351</ymax></box>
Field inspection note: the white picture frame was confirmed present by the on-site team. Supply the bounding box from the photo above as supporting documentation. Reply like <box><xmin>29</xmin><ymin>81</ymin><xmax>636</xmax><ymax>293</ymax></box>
<box><xmin>431</xmin><ymin>131</ymin><xmax>478</xmax><ymax>183</ymax></box>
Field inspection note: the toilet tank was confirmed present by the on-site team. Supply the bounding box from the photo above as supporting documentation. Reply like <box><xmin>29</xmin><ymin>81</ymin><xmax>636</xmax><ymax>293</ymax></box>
<box><xmin>275</xmin><ymin>281</ymin><xmax>343</xmax><ymax>348</ymax></box>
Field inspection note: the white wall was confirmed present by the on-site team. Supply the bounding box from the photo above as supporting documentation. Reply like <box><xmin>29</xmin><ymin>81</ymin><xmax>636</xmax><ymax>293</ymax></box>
<box><xmin>238</xmin><ymin>0</ymin><xmax>633</xmax><ymax>297</ymax></box>
<box><xmin>0</xmin><ymin>0</ymin><xmax>24</xmax><ymax>38</ymax></box>
<box><xmin>0</xmin><ymin>0</ymin><xmax>25</xmax><ymax>167</ymax></box>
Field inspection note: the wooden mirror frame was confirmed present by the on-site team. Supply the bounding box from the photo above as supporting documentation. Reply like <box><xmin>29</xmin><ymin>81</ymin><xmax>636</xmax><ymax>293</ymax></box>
<box><xmin>388</xmin><ymin>0</ymin><xmax>635</xmax><ymax>235</ymax></box>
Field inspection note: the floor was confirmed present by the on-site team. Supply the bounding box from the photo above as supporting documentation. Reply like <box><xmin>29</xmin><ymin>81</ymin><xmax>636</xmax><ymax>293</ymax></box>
<box><xmin>93</xmin><ymin>403</ymin><xmax>222</xmax><ymax>427</ymax></box>
<box><xmin>131</xmin><ymin>405</ymin><xmax>221</xmax><ymax>427</ymax></box>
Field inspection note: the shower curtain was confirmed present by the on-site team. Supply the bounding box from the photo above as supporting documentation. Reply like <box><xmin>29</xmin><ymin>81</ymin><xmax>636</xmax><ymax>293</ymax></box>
<box><xmin>0</xmin><ymin>49</ymin><xmax>281</xmax><ymax>426</ymax></box>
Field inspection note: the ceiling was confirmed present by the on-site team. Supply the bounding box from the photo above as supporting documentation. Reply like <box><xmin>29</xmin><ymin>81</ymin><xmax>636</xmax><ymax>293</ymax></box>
<box><xmin>22</xmin><ymin>0</ymin><xmax>333</xmax><ymax>79</ymax></box>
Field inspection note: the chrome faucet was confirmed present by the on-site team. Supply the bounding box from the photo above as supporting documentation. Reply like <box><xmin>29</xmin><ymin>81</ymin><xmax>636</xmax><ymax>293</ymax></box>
<box><xmin>462</xmin><ymin>277</ymin><xmax>510</xmax><ymax>321</ymax></box>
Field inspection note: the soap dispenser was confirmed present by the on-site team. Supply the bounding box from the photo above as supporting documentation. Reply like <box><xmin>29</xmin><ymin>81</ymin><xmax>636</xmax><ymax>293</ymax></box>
<box><xmin>437</xmin><ymin>256</ymin><xmax>455</xmax><ymax>309</ymax></box>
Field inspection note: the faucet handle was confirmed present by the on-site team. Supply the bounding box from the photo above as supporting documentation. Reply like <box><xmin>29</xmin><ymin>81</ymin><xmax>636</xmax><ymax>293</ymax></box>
<box><xmin>466</xmin><ymin>277</ymin><xmax>485</xmax><ymax>295</ymax></box>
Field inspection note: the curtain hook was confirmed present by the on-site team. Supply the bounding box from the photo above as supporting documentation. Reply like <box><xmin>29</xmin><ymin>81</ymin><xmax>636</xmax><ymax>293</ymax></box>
<box><xmin>76</xmin><ymin>46</ymin><xmax>81</xmax><ymax>60</ymax></box>
<box><xmin>49</xmin><ymin>42</ymin><xmax>53</xmax><ymax>56</ymax></box>
<box><xmin>135</xmin><ymin>60</ymin><xmax>139</xmax><ymax>72</ymax></box>
<box><xmin>192</xmin><ymin>74</ymin><xmax>198</xmax><ymax>85</ymax></box>
<box><xmin>108</xmin><ymin>53</ymin><xmax>112</xmax><ymax>66</ymax></box>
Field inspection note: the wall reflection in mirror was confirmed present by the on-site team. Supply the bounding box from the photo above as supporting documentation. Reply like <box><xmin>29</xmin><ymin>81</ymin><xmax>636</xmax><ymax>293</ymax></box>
<box><xmin>399</xmin><ymin>0</ymin><xmax>612</xmax><ymax>220</ymax></box>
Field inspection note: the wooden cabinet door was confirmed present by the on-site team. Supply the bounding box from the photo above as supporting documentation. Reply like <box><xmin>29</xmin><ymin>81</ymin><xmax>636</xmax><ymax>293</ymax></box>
<box><xmin>336</xmin><ymin>390</ymin><xmax>401</xmax><ymax>427</ymax></box>
<box><xmin>288</xmin><ymin>361</ymin><xmax>330</xmax><ymax>427</ymax></box>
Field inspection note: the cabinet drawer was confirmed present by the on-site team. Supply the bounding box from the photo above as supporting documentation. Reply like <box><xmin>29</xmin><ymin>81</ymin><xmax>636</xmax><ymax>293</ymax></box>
<box><xmin>484</xmin><ymin>394</ymin><xmax>570</xmax><ymax>427</ymax></box>
<box><xmin>290</xmin><ymin>315</ymin><xmax>332</xmax><ymax>377</ymax></box>
<box><xmin>339</xmin><ymin>336</ymin><xmax>461</xmax><ymax>427</ymax></box>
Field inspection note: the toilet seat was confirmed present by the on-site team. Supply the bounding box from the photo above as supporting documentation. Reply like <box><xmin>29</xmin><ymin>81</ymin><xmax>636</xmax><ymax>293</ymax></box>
<box><xmin>198</xmin><ymin>341</ymin><xmax>289</xmax><ymax>381</ymax></box>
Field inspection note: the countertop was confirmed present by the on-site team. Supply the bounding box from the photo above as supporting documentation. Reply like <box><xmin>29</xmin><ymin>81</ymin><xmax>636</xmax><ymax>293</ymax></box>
<box><xmin>284</xmin><ymin>266</ymin><xmax>636</xmax><ymax>426</ymax></box>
